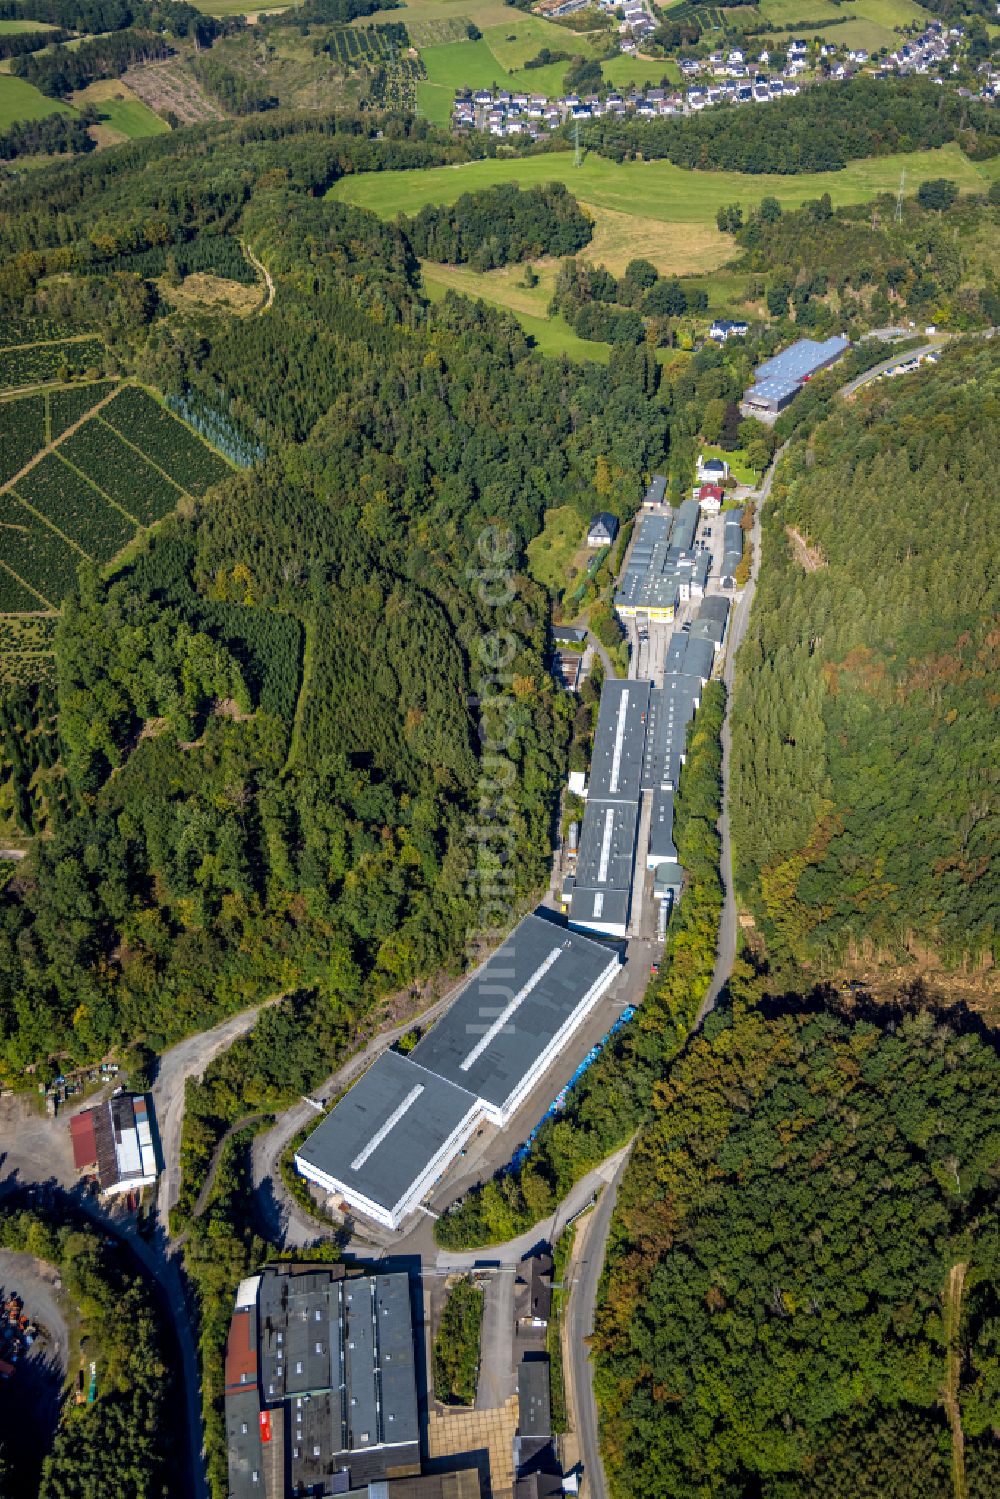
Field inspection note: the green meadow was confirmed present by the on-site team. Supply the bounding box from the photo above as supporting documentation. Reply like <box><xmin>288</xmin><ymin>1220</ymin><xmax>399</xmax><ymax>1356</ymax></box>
<box><xmin>93</xmin><ymin>94</ymin><xmax>169</xmax><ymax>138</ymax></box>
<box><xmin>0</xmin><ymin>17</ymin><xmax>60</xmax><ymax>31</ymax></box>
<box><xmin>330</xmin><ymin>142</ymin><xmax>1000</xmax><ymax>235</ymax></box>
<box><xmin>0</xmin><ymin>73</ymin><xmax>72</xmax><ymax>128</ymax></box>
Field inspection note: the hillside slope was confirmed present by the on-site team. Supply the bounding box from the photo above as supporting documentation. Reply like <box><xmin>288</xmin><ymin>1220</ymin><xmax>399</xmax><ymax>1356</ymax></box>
<box><xmin>730</xmin><ymin>341</ymin><xmax>999</xmax><ymax>999</ymax></box>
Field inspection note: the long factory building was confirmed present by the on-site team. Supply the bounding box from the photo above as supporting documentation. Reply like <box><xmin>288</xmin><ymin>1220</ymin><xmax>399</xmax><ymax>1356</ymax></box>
<box><xmin>565</xmin><ymin>593</ymin><xmax>730</xmax><ymax>939</ymax></box>
<box><xmin>295</xmin><ymin>913</ymin><xmax>620</xmax><ymax>1230</ymax></box>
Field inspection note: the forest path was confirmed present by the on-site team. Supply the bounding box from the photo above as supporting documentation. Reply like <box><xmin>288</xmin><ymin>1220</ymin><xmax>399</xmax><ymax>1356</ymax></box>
<box><xmin>942</xmin><ymin>1259</ymin><xmax>968</xmax><ymax>1499</ymax></box>
<box><xmin>242</xmin><ymin>242</ymin><xmax>275</xmax><ymax>311</ymax></box>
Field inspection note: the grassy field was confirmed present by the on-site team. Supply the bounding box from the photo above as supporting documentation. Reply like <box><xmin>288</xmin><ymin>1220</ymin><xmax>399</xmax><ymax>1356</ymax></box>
<box><xmin>192</xmin><ymin>0</ymin><xmax>288</xmax><ymax>13</ymax></box>
<box><xmin>601</xmin><ymin>55</ymin><xmax>681</xmax><ymax>88</ymax></box>
<box><xmin>0</xmin><ymin>73</ymin><xmax>72</xmax><ymax>128</ymax></box>
<box><xmin>73</xmin><ymin>80</ymin><xmax>168</xmax><ymax>140</ymax></box>
<box><xmin>422</xmin><ymin>261</ymin><xmax>612</xmax><ymax>360</ymax></box>
<box><xmin>333</xmin><ymin>144</ymin><xmax>1000</xmax><ymax>272</ymax></box>
<box><xmin>759</xmin><ymin>0</ymin><xmax>935</xmax><ymax>50</ymax></box>
<box><xmin>0</xmin><ymin>17</ymin><xmax>59</xmax><ymax>31</ymax></box>
<box><xmin>698</xmin><ymin>441</ymin><xmax>757</xmax><ymax>484</ymax></box>
<box><xmin>526</xmin><ymin>503</ymin><xmax>587</xmax><ymax>589</ymax></box>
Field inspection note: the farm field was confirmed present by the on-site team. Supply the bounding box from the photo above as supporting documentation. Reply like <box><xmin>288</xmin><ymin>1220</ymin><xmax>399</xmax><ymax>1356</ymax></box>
<box><xmin>355</xmin><ymin>0</ymin><xmax>538</xmax><ymax>29</ymax></box>
<box><xmin>1</xmin><ymin>336</ymin><xmax>106</xmax><ymax>393</ymax></box>
<box><xmin>72</xmin><ymin>80</ymin><xmax>169</xmax><ymax>140</ymax></box>
<box><xmin>61</xmin><ymin>419</ymin><xmax>184</xmax><ymax>525</ymax></box>
<box><xmin>16</xmin><ymin>451</ymin><xmax>135</xmax><ymax>562</ymax></box>
<box><xmin>0</xmin><ymin>393</ymin><xmax>45</xmax><ymax>484</ymax></box>
<box><xmin>193</xmin><ymin>0</ymin><xmax>288</xmax><ymax>13</ymax></box>
<box><xmin>0</xmin><ymin>614</ymin><xmax>57</xmax><ymax>688</ymax></box>
<box><xmin>760</xmin><ymin>0</ymin><xmax>930</xmax><ymax>26</ymax></box>
<box><xmin>48</xmin><ymin>380</ymin><xmax>117</xmax><ymax>439</ymax></box>
<box><xmin>0</xmin><ymin>72</ymin><xmax>72</xmax><ymax>128</ymax></box>
<box><xmin>333</xmin><ymin>144</ymin><xmax>1000</xmax><ymax>276</ymax></box>
<box><xmin>0</xmin><ymin>382</ymin><xmax>231</xmax><ymax>618</ymax></box>
<box><xmin>102</xmin><ymin>386</ymin><xmax>231</xmax><ymax>494</ymax></box>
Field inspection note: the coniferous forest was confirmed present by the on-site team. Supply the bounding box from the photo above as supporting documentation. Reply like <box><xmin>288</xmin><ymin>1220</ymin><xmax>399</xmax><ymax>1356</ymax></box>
<box><xmin>593</xmin><ymin>997</ymin><xmax>1000</xmax><ymax>1499</ymax></box>
<box><xmin>730</xmin><ymin>342</ymin><xmax>998</xmax><ymax>989</ymax></box>
<box><xmin>0</xmin><ymin>115</ymin><xmax>668</xmax><ymax>1076</ymax></box>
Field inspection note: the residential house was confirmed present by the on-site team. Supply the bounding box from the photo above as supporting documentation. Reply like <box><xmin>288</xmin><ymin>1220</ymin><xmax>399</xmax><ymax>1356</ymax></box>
<box><xmin>587</xmin><ymin>511</ymin><xmax>619</xmax><ymax>547</ymax></box>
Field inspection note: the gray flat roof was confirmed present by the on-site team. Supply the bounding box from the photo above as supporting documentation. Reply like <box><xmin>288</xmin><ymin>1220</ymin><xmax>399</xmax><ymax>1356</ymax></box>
<box><xmin>575</xmin><ymin>796</ymin><xmax>639</xmax><ymax>893</ymax></box>
<box><xmin>411</xmin><ymin>913</ymin><xmax>617</xmax><ymax>1112</ymax></box>
<box><xmin>754</xmin><ymin>334</ymin><xmax>850</xmax><ymax>384</ymax></box>
<box><xmin>517</xmin><ymin>1360</ymin><xmax>552</xmax><ymax>1439</ymax></box>
<box><xmin>586</xmin><ymin>678</ymin><xmax>650</xmax><ymax>802</ymax></box>
<box><xmin>296</xmin><ymin>1050</ymin><xmax>479</xmax><ymax>1219</ymax></box>
<box><xmin>643</xmin><ymin>475</ymin><xmax>667</xmax><ymax>506</ymax></box>
<box><xmin>225</xmin><ymin>1387</ymin><xmax>264</xmax><ymax>1499</ymax></box>
<box><xmin>568</xmin><ymin>885</ymin><xmax>629</xmax><ymax>932</ymax></box>
<box><xmin>649</xmin><ymin>788</ymin><xmax>677</xmax><ymax>862</ymax></box>
<box><xmin>249</xmin><ymin>1266</ymin><xmax>419</xmax><ymax>1486</ymax></box>
<box><xmin>698</xmin><ymin>595</ymin><xmax>730</xmax><ymax>626</ymax></box>
<box><xmin>683</xmin><ymin>636</ymin><xmax>715</xmax><ymax>683</ymax></box>
<box><xmin>642</xmin><ymin>674</ymin><xmax>701</xmax><ymax>791</ymax></box>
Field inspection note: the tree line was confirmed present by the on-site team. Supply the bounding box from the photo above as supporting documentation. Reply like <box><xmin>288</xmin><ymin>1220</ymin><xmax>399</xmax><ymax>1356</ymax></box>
<box><xmin>578</xmin><ymin>77</ymin><xmax>1000</xmax><ymax>173</ymax></box>
<box><xmin>404</xmin><ymin>181</ymin><xmax>592</xmax><ymax>269</ymax></box>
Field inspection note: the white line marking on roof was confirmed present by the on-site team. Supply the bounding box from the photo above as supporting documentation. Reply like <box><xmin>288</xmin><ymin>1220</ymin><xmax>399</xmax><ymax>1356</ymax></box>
<box><xmin>350</xmin><ymin>1086</ymin><xmax>424</xmax><ymax>1170</ymax></box>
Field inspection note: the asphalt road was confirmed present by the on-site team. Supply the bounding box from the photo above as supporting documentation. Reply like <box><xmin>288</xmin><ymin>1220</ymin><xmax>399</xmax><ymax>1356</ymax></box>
<box><xmin>565</xmin><ymin>1151</ymin><xmax>631</xmax><ymax>1499</ymax></box>
<box><xmin>839</xmin><ymin>341</ymin><xmax>941</xmax><ymax>397</ymax></box>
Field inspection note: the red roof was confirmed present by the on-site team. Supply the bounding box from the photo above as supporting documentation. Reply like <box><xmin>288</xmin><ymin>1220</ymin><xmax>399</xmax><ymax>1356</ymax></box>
<box><xmin>698</xmin><ymin>484</ymin><xmax>723</xmax><ymax>501</ymax></box>
<box><xmin>224</xmin><ymin>1309</ymin><xmax>258</xmax><ymax>1395</ymax></box>
<box><xmin>70</xmin><ymin>1110</ymin><xmax>99</xmax><ymax>1170</ymax></box>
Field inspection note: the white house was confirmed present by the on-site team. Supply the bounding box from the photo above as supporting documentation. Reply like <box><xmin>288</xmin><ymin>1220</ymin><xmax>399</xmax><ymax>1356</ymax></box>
<box><xmin>697</xmin><ymin>454</ymin><xmax>730</xmax><ymax>482</ymax></box>
<box><xmin>587</xmin><ymin>511</ymin><xmax>619</xmax><ymax>547</ymax></box>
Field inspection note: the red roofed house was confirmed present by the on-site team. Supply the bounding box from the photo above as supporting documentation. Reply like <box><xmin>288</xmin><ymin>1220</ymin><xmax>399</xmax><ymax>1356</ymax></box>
<box><xmin>697</xmin><ymin>483</ymin><xmax>724</xmax><ymax>515</ymax></box>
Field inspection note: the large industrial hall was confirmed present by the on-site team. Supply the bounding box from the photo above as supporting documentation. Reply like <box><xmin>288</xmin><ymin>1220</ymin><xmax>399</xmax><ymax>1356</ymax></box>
<box><xmin>295</xmin><ymin>914</ymin><xmax>620</xmax><ymax>1230</ymax></box>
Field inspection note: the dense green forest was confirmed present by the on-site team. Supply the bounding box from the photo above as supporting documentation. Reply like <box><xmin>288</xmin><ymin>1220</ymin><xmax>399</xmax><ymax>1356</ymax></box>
<box><xmin>436</xmin><ymin>682</ymin><xmax>725</xmax><ymax>1248</ymax></box>
<box><xmin>593</xmin><ymin>999</ymin><xmax>1000</xmax><ymax>1498</ymax></box>
<box><xmin>0</xmin><ymin>117</ymin><xmax>669</xmax><ymax>1080</ymax></box>
<box><xmin>405</xmin><ymin>181</ymin><xmax>592</xmax><ymax>268</ymax></box>
<box><xmin>580</xmin><ymin>78</ymin><xmax>1000</xmax><ymax>172</ymax></box>
<box><xmin>736</xmin><ymin>187</ymin><xmax>1000</xmax><ymax>331</ymax></box>
<box><xmin>12</xmin><ymin>30</ymin><xmax>172</xmax><ymax>97</ymax></box>
<box><xmin>730</xmin><ymin>340</ymin><xmax>998</xmax><ymax>989</ymax></box>
<box><xmin>0</xmin><ymin>1204</ymin><xmax>175</xmax><ymax>1499</ymax></box>
<box><xmin>0</xmin><ymin>111</ymin><xmax>96</xmax><ymax>163</ymax></box>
